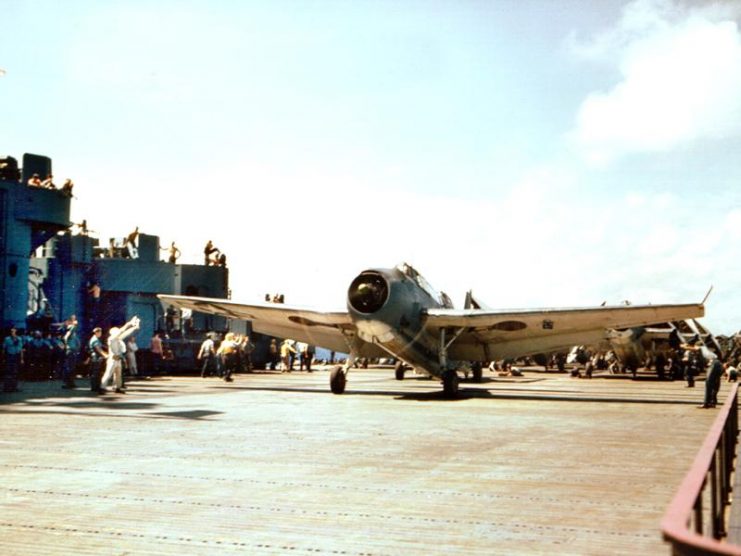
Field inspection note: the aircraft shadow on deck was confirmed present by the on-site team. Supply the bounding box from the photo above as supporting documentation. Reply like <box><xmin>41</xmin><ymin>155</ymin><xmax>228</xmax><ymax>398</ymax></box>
<box><xmin>466</xmin><ymin>390</ymin><xmax>701</xmax><ymax>405</ymax></box>
<box><xmin>0</xmin><ymin>397</ymin><xmax>224</xmax><ymax>420</ymax></box>
<box><xmin>396</xmin><ymin>388</ymin><xmax>699</xmax><ymax>404</ymax></box>
<box><xmin>221</xmin><ymin>384</ymin><xmax>466</xmax><ymax>402</ymax></box>
<box><xmin>149</xmin><ymin>409</ymin><xmax>223</xmax><ymax>420</ymax></box>
<box><xmin>220</xmin><ymin>384</ymin><xmax>701</xmax><ymax>405</ymax></box>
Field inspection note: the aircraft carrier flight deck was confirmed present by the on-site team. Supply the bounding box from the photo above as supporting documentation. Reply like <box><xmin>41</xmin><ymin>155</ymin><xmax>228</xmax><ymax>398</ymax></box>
<box><xmin>1</xmin><ymin>153</ymin><xmax>737</xmax><ymax>554</ymax></box>
<box><xmin>0</xmin><ymin>366</ymin><xmax>722</xmax><ymax>555</ymax></box>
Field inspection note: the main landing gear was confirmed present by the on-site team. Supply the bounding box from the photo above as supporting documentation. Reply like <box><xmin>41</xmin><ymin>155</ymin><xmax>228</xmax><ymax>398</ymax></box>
<box><xmin>471</xmin><ymin>362</ymin><xmax>483</xmax><ymax>383</ymax></box>
<box><xmin>330</xmin><ymin>366</ymin><xmax>347</xmax><ymax>394</ymax></box>
<box><xmin>439</xmin><ymin>327</ymin><xmax>465</xmax><ymax>398</ymax></box>
<box><xmin>442</xmin><ymin>370</ymin><xmax>459</xmax><ymax>398</ymax></box>
<box><xmin>394</xmin><ymin>361</ymin><xmax>406</xmax><ymax>381</ymax></box>
<box><xmin>329</xmin><ymin>339</ymin><xmax>364</xmax><ymax>395</ymax></box>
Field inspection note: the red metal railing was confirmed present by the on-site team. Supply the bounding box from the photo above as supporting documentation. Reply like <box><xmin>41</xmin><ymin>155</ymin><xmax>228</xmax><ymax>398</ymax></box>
<box><xmin>662</xmin><ymin>382</ymin><xmax>740</xmax><ymax>555</ymax></box>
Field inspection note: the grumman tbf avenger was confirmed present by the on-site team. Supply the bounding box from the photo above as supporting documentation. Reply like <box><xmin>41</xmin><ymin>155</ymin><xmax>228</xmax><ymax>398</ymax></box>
<box><xmin>600</xmin><ymin>316</ymin><xmax>720</xmax><ymax>371</ymax></box>
<box><xmin>158</xmin><ymin>263</ymin><xmax>704</xmax><ymax>397</ymax></box>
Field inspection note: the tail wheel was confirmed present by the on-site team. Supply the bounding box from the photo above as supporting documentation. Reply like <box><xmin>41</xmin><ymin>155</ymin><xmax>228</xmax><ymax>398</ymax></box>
<box><xmin>330</xmin><ymin>367</ymin><xmax>347</xmax><ymax>394</ymax></box>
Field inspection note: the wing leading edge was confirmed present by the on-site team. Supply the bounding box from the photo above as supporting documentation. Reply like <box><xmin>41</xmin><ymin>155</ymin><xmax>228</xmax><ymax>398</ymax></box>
<box><xmin>157</xmin><ymin>294</ymin><xmax>354</xmax><ymax>353</ymax></box>
<box><xmin>425</xmin><ymin>302</ymin><xmax>704</xmax><ymax>362</ymax></box>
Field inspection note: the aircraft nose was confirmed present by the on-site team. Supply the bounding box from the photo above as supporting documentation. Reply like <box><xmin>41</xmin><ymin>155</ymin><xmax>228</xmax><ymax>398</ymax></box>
<box><xmin>348</xmin><ymin>271</ymin><xmax>390</xmax><ymax>314</ymax></box>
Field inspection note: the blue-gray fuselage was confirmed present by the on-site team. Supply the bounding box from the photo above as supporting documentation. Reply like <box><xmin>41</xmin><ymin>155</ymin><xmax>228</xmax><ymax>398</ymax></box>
<box><xmin>347</xmin><ymin>264</ymin><xmax>451</xmax><ymax>377</ymax></box>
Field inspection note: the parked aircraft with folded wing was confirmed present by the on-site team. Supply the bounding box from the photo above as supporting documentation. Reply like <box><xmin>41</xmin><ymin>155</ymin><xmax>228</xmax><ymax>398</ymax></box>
<box><xmin>158</xmin><ymin>262</ymin><xmax>704</xmax><ymax>397</ymax></box>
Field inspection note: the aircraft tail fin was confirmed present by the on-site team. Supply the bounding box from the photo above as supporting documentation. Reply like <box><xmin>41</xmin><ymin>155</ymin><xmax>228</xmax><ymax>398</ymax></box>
<box><xmin>464</xmin><ymin>290</ymin><xmax>490</xmax><ymax>310</ymax></box>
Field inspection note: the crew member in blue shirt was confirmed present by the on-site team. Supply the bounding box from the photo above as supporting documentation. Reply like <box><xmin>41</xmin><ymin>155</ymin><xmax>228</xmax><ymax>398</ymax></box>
<box><xmin>2</xmin><ymin>327</ymin><xmax>24</xmax><ymax>393</ymax></box>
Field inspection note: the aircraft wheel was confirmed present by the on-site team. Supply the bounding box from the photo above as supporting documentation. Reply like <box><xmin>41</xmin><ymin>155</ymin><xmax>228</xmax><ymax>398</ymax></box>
<box><xmin>394</xmin><ymin>361</ymin><xmax>405</xmax><ymax>381</ymax></box>
<box><xmin>330</xmin><ymin>366</ymin><xmax>347</xmax><ymax>394</ymax></box>
<box><xmin>472</xmin><ymin>362</ymin><xmax>483</xmax><ymax>383</ymax></box>
<box><xmin>442</xmin><ymin>370</ymin><xmax>459</xmax><ymax>398</ymax></box>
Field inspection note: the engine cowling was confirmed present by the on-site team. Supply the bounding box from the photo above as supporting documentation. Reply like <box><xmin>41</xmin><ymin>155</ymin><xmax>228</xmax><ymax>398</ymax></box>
<box><xmin>346</xmin><ymin>267</ymin><xmax>440</xmax><ymax>376</ymax></box>
<box><xmin>347</xmin><ymin>271</ymin><xmax>389</xmax><ymax>314</ymax></box>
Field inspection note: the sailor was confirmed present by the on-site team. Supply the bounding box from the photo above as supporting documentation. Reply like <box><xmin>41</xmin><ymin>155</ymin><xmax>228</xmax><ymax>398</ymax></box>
<box><xmin>125</xmin><ymin>335</ymin><xmax>139</xmax><ymax>377</ymax></box>
<box><xmin>240</xmin><ymin>335</ymin><xmax>255</xmax><ymax>373</ymax></box>
<box><xmin>701</xmin><ymin>358</ymin><xmax>724</xmax><ymax>408</ymax></box>
<box><xmin>75</xmin><ymin>219</ymin><xmax>89</xmax><ymax>236</ymax></box>
<box><xmin>305</xmin><ymin>344</ymin><xmax>315</xmax><ymax>372</ymax></box>
<box><xmin>61</xmin><ymin>178</ymin><xmax>74</xmax><ymax>196</ymax></box>
<box><xmin>150</xmin><ymin>332</ymin><xmax>164</xmax><ymax>374</ymax></box>
<box><xmin>297</xmin><ymin>342</ymin><xmax>314</xmax><ymax>372</ymax></box>
<box><xmin>88</xmin><ymin>327</ymin><xmax>107</xmax><ymax>394</ymax></box>
<box><xmin>41</xmin><ymin>174</ymin><xmax>55</xmax><ymax>189</ymax></box>
<box><xmin>296</xmin><ymin>342</ymin><xmax>308</xmax><ymax>370</ymax></box>
<box><xmin>87</xmin><ymin>282</ymin><xmax>101</xmax><ymax>324</ymax></box>
<box><xmin>204</xmin><ymin>240</ymin><xmax>219</xmax><ymax>265</ymax></box>
<box><xmin>27</xmin><ymin>173</ymin><xmax>42</xmax><ymax>187</ymax></box>
<box><xmin>268</xmin><ymin>338</ymin><xmax>279</xmax><ymax>370</ymax></box>
<box><xmin>62</xmin><ymin>314</ymin><xmax>81</xmax><ymax>389</ymax></box>
<box><xmin>26</xmin><ymin>331</ymin><xmax>49</xmax><ymax>381</ymax></box>
<box><xmin>197</xmin><ymin>334</ymin><xmax>217</xmax><ymax>378</ymax></box>
<box><xmin>167</xmin><ymin>241</ymin><xmax>180</xmax><ymax>264</ymax></box>
<box><xmin>2</xmin><ymin>327</ymin><xmax>24</xmax><ymax>393</ymax></box>
<box><xmin>280</xmin><ymin>339</ymin><xmax>297</xmax><ymax>373</ymax></box>
<box><xmin>216</xmin><ymin>332</ymin><xmax>238</xmax><ymax>382</ymax></box>
<box><xmin>101</xmin><ymin>317</ymin><xmax>140</xmax><ymax>394</ymax></box>
<box><xmin>125</xmin><ymin>227</ymin><xmax>139</xmax><ymax>258</ymax></box>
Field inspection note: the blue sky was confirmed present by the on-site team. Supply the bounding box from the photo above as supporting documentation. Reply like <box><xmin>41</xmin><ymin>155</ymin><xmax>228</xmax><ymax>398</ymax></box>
<box><xmin>3</xmin><ymin>0</ymin><xmax>741</xmax><ymax>333</ymax></box>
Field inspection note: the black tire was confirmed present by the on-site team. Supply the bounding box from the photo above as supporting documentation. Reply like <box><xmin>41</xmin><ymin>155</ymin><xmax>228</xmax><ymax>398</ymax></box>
<box><xmin>472</xmin><ymin>362</ymin><xmax>483</xmax><ymax>383</ymax></box>
<box><xmin>330</xmin><ymin>366</ymin><xmax>346</xmax><ymax>394</ymax></box>
<box><xmin>394</xmin><ymin>361</ymin><xmax>405</xmax><ymax>381</ymax></box>
<box><xmin>442</xmin><ymin>370</ymin><xmax>459</xmax><ymax>398</ymax></box>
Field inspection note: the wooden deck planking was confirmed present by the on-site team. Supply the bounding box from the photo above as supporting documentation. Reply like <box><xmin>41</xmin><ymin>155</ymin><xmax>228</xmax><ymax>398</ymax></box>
<box><xmin>0</xmin><ymin>368</ymin><xmax>720</xmax><ymax>555</ymax></box>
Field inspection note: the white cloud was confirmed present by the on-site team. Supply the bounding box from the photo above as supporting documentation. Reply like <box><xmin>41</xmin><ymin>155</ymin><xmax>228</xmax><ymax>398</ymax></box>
<box><xmin>724</xmin><ymin>208</ymin><xmax>741</xmax><ymax>239</ymax></box>
<box><xmin>66</xmin><ymin>148</ymin><xmax>741</xmax><ymax>333</ymax></box>
<box><xmin>570</xmin><ymin>0</ymin><xmax>741</xmax><ymax>165</ymax></box>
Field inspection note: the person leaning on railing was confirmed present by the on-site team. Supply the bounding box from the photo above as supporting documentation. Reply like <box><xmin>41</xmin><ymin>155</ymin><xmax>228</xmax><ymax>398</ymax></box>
<box><xmin>700</xmin><ymin>358</ymin><xmax>724</xmax><ymax>409</ymax></box>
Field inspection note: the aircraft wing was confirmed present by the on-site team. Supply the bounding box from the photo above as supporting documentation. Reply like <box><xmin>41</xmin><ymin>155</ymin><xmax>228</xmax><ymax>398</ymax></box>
<box><xmin>157</xmin><ymin>294</ymin><xmax>355</xmax><ymax>353</ymax></box>
<box><xmin>424</xmin><ymin>302</ymin><xmax>704</xmax><ymax>362</ymax></box>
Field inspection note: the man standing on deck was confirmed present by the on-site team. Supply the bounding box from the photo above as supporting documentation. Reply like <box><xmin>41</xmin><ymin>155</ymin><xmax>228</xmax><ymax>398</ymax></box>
<box><xmin>150</xmin><ymin>332</ymin><xmax>164</xmax><ymax>374</ymax></box>
<box><xmin>62</xmin><ymin>315</ymin><xmax>81</xmax><ymax>389</ymax></box>
<box><xmin>2</xmin><ymin>327</ymin><xmax>23</xmax><ymax>393</ymax></box>
<box><xmin>280</xmin><ymin>339</ymin><xmax>296</xmax><ymax>373</ymax></box>
<box><xmin>163</xmin><ymin>241</ymin><xmax>181</xmax><ymax>264</ymax></box>
<box><xmin>700</xmin><ymin>357</ymin><xmax>724</xmax><ymax>409</ymax></box>
<box><xmin>88</xmin><ymin>327</ymin><xmax>107</xmax><ymax>394</ymax></box>
<box><xmin>125</xmin><ymin>335</ymin><xmax>139</xmax><ymax>377</ymax></box>
<box><xmin>125</xmin><ymin>227</ymin><xmax>139</xmax><ymax>258</ymax></box>
<box><xmin>204</xmin><ymin>240</ymin><xmax>219</xmax><ymax>265</ymax></box>
<box><xmin>217</xmin><ymin>332</ymin><xmax>238</xmax><ymax>382</ymax></box>
<box><xmin>197</xmin><ymin>333</ymin><xmax>216</xmax><ymax>377</ymax></box>
<box><xmin>101</xmin><ymin>317</ymin><xmax>140</xmax><ymax>394</ymax></box>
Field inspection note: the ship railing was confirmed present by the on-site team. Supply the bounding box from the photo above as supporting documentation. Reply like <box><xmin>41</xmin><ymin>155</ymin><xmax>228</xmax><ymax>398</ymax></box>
<box><xmin>661</xmin><ymin>382</ymin><xmax>739</xmax><ymax>555</ymax></box>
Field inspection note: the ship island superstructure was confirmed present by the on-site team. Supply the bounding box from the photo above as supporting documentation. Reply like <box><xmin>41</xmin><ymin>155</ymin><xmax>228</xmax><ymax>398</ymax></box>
<box><xmin>0</xmin><ymin>153</ymin><xmax>234</xmax><ymax>371</ymax></box>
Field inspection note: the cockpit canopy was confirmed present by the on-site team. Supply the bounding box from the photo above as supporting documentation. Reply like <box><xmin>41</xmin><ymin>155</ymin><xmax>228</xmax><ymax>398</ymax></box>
<box><xmin>396</xmin><ymin>263</ymin><xmax>454</xmax><ymax>309</ymax></box>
